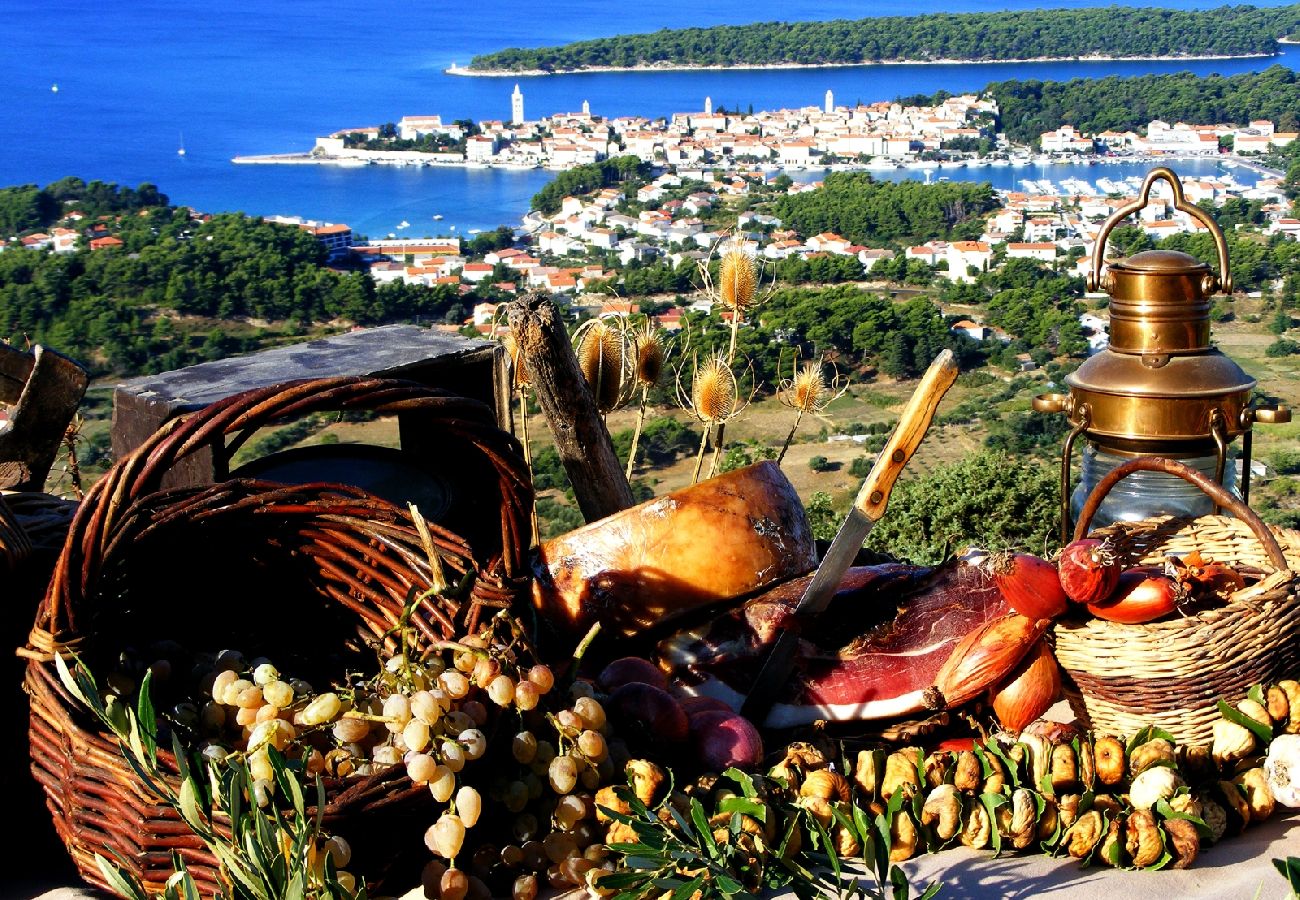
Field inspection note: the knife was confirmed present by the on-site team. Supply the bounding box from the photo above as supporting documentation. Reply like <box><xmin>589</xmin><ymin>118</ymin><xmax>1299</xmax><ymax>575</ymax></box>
<box><xmin>739</xmin><ymin>349</ymin><xmax>959</xmax><ymax>725</ymax></box>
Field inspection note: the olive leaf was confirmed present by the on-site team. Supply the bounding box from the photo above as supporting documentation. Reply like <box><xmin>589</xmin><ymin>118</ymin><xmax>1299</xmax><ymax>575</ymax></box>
<box><xmin>1217</xmin><ymin>699</ymin><xmax>1273</xmax><ymax>744</ymax></box>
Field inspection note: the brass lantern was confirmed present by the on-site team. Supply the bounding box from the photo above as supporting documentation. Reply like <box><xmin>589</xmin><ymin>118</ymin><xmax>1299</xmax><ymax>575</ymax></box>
<box><xmin>1034</xmin><ymin>167</ymin><xmax>1290</xmax><ymax>539</ymax></box>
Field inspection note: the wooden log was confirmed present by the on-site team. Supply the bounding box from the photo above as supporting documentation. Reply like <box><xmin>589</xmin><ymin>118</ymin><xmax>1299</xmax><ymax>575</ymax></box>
<box><xmin>0</xmin><ymin>344</ymin><xmax>88</xmax><ymax>491</ymax></box>
<box><xmin>507</xmin><ymin>294</ymin><xmax>633</xmax><ymax>523</ymax></box>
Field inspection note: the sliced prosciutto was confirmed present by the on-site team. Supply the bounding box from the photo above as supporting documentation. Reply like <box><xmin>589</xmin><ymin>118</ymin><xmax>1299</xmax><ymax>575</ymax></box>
<box><xmin>658</xmin><ymin>561</ymin><xmax>1011</xmax><ymax>728</ymax></box>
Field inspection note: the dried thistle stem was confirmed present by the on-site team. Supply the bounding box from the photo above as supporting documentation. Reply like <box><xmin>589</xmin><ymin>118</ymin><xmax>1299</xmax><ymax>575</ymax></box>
<box><xmin>708</xmin><ymin>422</ymin><xmax>728</xmax><ymax>478</ymax></box>
<box><xmin>777</xmin><ymin>407</ymin><xmax>805</xmax><ymax>464</ymax></box>
<box><xmin>518</xmin><ymin>389</ymin><xmax>538</xmax><ymax>546</ymax></box>
<box><xmin>691</xmin><ymin>427</ymin><xmax>710</xmax><ymax>485</ymax></box>
<box><xmin>625</xmin><ymin>384</ymin><xmax>650</xmax><ymax>480</ymax></box>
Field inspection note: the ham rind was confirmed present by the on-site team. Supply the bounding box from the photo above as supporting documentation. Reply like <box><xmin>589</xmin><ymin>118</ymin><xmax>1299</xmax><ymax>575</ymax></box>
<box><xmin>660</xmin><ymin>561</ymin><xmax>1010</xmax><ymax>728</ymax></box>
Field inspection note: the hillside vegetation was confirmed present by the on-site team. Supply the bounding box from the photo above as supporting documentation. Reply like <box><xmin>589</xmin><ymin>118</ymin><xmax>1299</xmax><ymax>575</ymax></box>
<box><xmin>468</xmin><ymin>5</ymin><xmax>1300</xmax><ymax>72</ymax></box>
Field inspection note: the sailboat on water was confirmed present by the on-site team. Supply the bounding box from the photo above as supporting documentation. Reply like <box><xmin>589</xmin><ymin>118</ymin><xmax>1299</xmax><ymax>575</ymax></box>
<box><xmin>177</xmin><ymin>132</ymin><xmax>187</xmax><ymax>157</ymax></box>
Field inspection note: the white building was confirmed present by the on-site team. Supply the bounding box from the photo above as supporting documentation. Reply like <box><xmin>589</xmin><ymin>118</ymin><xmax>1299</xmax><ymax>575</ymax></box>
<box><xmin>511</xmin><ymin>84</ymin><xmax>524</xmax><ymax>126</ymax></box>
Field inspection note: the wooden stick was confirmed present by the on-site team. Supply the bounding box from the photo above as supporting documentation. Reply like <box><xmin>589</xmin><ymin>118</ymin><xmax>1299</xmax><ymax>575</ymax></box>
<box><xmin>507</xmin><ymin>295</ymin><xmax>634</xmax><ymax>524</ymax></box>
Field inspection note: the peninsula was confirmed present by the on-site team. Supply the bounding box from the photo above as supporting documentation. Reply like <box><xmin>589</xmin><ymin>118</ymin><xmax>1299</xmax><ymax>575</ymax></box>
<box><xmin>463</xmin><ymin>5</ymin><xmax>1300</xmax><ymax>74</ymax></box>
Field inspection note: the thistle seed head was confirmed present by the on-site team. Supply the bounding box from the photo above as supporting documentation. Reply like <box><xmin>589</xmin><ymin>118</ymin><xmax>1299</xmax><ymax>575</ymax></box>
<box><xmin>574</xmin><ymin>319</ymin><xmax>628</xmax><ymax>413</ymax></box>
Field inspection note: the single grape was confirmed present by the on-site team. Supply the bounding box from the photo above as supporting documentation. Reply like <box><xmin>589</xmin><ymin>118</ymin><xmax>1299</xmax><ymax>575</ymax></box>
<box><xmin>253</xmin><ymin>704</ymin><xmax>279</xmax><ymax>724</ymax></box>
<box><xmin>487</xmin><ymin>674</ymin><xmax>515</xmax><ymax>707</ymax></box>
<box><xmin>548</xmin><ymin>756</ymin><xmax>578</xmax><ymax>794</ymax></box>
<box><xmin>223</xmin><ymin>678</ymin><xmax>254</xmax><ymax>706</ymax></box>
<box><xmin>430</xmin><ymin>813</ymin><xmax>466</xmax><ymax>859</ymax></box>
<box><xmin>527</xmin><ymin>665</ymin><xmax>554</xmax><ymax>694</ymax></box>
<box><xmin>251</xmin><ymin>778</ymin><xmax>274</xmax><ymax>808</ymax></box>
<box><xmin>407</xmin><ymin>752</ymin><xmax>438</xmax><ymax>784</ymax></box>
<box><xmin>252</xmin><ymin>663</ymin><xmax>279</xmax><ymax>686</ymax></box>
<box><xmin>214</xmin><ymin>649</ymin><xmax>244</xmax><ymax>672</ymax></box>
<box><xmin>211</xmin><ymin>670</ymin><xmax>238</xmax><ymax>700</ymax></box>
<box><xmin>410</xmin><ymin>690</ymin><xmax>440</xmax><ymax>726</ymax></box>
<box><xmin>385</xmin><ymin>653</ymin><xmax>407</xmax><ymax>674</ymax></box>
<box><xmin>332</xmin><ymin>717</ymin><xmax>371</xmax><ymax>744</ymax></box>
<box><xmin>560</xmin><ymin>856</ymin><xmax>594</xmax><ymax>886</ymax></box>
<box><xmin>512</xmin><ymin>731</ymin><xmax>538</xmax><ymax>764</ymax></box>
<box><xmin>576</xmin><ymin>730</ymin><xmax>606</xmax><ymax>762</ymax></box>
<box><xmin>440</xmin><ymin>867</ymin><xmax>469</xmax><ymax>900</ymax></box>
<box><xmin>573</xmin><ymin>697</ymin><xmax>606</xmax><ymax>731</ymax></box>
<box><xmin>440</xmin><ymin>671</ymin><xmax>470</xmax><ymax>700</ymax></box>
<box><xmin>403</xmin><ymin>718</ymin><xmax>431</xmax><ymax>753</ymax></box>
<box><xmin>441</xmin><ymin>741</ymin><xmax>466</xmax><ymax>773</ymax></box>
<box><xmin>429</xmin><ymin>765</ymin><xmax>456</xmax><ymax>803</ymax></box>
<box><xmin>301</xmin><ymin>692</ymin><xmax>341</xmax><ymax>726</ymax></box>
<box><xmin>503</xmin><ymin>780</ymin><xmax>529</xmax><ymax>813</ymax></box>
<box><xmin>556</xmin><ymin>710</ymin><xmax>583</xmax><ymax>735</ymax></box>
<box><xmin>461</xmin><ymin>700</ymin><xmax>488</xmax><ymax>726</ymax></box>
<box><xmin>512</xmin><ymin>873</ymin><xmax>539</xmax><ymax>900</ymax></box>
<box><xmin>445</xmin><ymin>710</ymin><xmax>474</xmax><ymax>734</ymax></box>
<box><xmin>459</xmin><ymin>729</ymin><xmax>486</xmax><ymax>761</ymax></box>
<box><xmin>383</xmin><ymin>693</ymin><xmax>411</xmax><ymax>731</ymax></box>
<box><xmin>472</xmin><ymin>656</ymin><xmax>500</xmax><ymax>687</ymax></box>
<box><xmin>500</xmin><ymin>844</ymin><xmax>525</xmax><ymax>868</ymax></box>
<box><xmin>456</xmin><ymin>785</ymin><xmax>483</xmax><ymax>828</ymax></box>
<box><xmin>513</xmin><ymin>681</ymin><xmax>540</xmax><ymax>711</ymax></box>
<box><xmin>334</xmin><ymin>871</ymin><xmax>356</xmax><ymax>894</ymax></box>
<box><xmin>372</xmin><ymin>744</ymin><xmax>402</xmax><ymax>767</ymax></box>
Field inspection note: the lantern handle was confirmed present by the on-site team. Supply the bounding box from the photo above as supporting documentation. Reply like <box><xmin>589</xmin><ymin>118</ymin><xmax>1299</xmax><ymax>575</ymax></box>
<box><xmin>1088</xmin><ymin>167</ymin><xmax>1233</xmax><ymax>295</ymax></box>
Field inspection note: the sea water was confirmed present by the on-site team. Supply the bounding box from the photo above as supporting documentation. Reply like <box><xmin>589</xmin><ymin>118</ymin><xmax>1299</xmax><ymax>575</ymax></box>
<box><xmin>3</xmin><ymin>0</ymin><xmax>1297</xmax><ymax>237</ymax></box>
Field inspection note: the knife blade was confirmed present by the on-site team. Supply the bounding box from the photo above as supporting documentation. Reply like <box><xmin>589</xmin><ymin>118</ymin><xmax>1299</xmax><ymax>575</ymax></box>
<box><xmin>739</xmin><ymin>349</ymin><xmax>959</xmax><ymax>724</ymax></box>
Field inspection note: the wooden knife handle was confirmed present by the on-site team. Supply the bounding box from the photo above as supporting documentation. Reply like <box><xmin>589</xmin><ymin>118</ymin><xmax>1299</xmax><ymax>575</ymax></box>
<box><xmin>854</xmin><ymin>349</ymin><xmax>958</xmax><ymax>522</ymax></box>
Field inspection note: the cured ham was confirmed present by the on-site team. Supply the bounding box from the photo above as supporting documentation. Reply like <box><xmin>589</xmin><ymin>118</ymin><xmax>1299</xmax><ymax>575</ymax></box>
<box><xmin>659</xmin><ymin>561</ymin><xmax>1012</xmax><ymax>728</ymax></box>
<box><xmin>532</xmin><ymin>462</ymin><xmax>816</xmax><ymax>636</ymax></box>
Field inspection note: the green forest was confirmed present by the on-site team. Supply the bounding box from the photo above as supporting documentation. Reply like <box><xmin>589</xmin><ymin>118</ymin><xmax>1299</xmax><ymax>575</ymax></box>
<box><xmin>469</xmin><ymin>5</ymin><xmax>1300</xmax><ymax>71</ymax></box>
<box><xmin>985</xmin><ymin>64</ymin><xmax>1300</xmax><ymax>143</ymax></box>
<box><xmin>0</xmin><ymin>179</ymin><xmax>470</xmax><ymax>376</ymax></box>
<box><xmin>771</xmin><ymin>175</ymin><xmax>999</xmax><ymax>246</ymax></box>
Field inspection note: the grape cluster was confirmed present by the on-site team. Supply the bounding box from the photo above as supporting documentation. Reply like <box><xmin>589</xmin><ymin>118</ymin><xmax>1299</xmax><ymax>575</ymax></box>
<box><xmin>96</xmin><ymin>615</ymin><xmax>625</xmax><ymax>899</ymax></box>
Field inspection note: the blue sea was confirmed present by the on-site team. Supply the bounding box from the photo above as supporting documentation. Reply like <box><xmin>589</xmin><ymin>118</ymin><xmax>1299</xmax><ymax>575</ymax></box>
<box><xmin>4</xmin><ymin>0</ymin><xmax>1297</xmax><ymax>238</ymax></box>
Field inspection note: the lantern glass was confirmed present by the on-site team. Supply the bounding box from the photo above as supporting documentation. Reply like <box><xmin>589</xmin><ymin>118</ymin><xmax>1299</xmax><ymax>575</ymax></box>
<box><xmin>1070</xmin><ymin>444</ymin><xmax>1237</xmax><ymax>529</ymax></box>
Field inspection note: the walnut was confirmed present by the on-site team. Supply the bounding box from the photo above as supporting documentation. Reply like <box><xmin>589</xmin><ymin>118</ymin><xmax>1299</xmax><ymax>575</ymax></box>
<box><xmin>921</xmin><ymin>784</ymin><xmax>962</xmax><ymax>841</ymax></box>
<box><xmin>1093</xmin><ymin>736</ymin><xmax>1126</xmax><ymax>786</ymax></box>
<box><xmin>1125</xmin><ymin>809</ymin><xmax>1162</xmax><ymax>867</ymax></box>
<box><xmin>1064</xmin><ymin>809</ymin><xmax>1103</xmax><ymax>858</ymax></box>
<box><xmin>960</xmin><ymin>800</ymin><xmax>992</xmax><ymax>849</ymax></box>
<box><xmin>1129</xmin><ymin>738</ymin><xmax>1175</xmax><ymax>775</ymax></box>
<box><xmin>1234</xmin><ymin>767</ymin><xmax>1276</xmax><ymax>824</ymax></box>
<box><xmin>1164</xmin><ymin>818</ymin><xmax>1200</xmax><ymax>869</ymax></box>
<box><xmin>953</xmin><ymin>750</ymin><xmax>981</xmax><ymax>792</ymax></box>
<box><xmin>1212</xmin><ymin>719</ymin><xmax>1257</xmax><ymax>769</ymax></box>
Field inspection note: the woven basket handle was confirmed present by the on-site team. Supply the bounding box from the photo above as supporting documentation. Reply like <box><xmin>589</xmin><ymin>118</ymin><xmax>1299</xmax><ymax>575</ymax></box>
<box><xmin>1073</xmin><ymin>456</ymin><xmax>1288</xmax><ymax>571</ymax></box>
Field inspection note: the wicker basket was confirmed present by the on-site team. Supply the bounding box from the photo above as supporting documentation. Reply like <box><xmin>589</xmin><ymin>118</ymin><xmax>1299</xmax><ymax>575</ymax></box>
<box><xmin>22</xmin><ymin>377</ymin><xmax>532</xmax><ymax>895</ymax></box>
<box><xmin>1052</xmin><ymin>456</ymin><xmax>1299</xmax><ymax>747</ymax></box>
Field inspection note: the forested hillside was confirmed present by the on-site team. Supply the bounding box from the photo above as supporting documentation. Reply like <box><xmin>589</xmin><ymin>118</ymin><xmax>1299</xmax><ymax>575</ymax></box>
<box><xmin>469</xmin><ymin>5</ymin><xmax>1300</xmax><ymax>71</ymax></box>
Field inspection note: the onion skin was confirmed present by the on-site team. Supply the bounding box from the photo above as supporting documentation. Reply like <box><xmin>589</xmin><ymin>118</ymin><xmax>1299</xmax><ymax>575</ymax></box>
<box><xmin>990</xmin><ymin>640</ymin><xmax>1062</xmax><ymax>733</ymax></box>
<box><xmin>989</xmin><ymin>552</ymin><xmax>1070</xmax><ymax>619</ymax></box>
<box><xmin>1058</xmin><ymin>539</ymin><xmax>1121</xmax><ymax>604</ymax></box>
<box><xmin>1087</xmin><ymin>571</ymin><xmax>1182</xmax><ymax>624</ymax></box>
<box><xmin>929</xmin><ymin>614</ymin><xmax>1050</xmax><ymax>709</ymax></box>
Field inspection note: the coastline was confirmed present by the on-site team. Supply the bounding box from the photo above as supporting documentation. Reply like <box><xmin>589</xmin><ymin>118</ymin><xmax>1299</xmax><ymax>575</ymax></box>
<box><xmin>448</xmin><ymin>50</ymin><xmax>1276</xmax><ymax>78</ymax></box>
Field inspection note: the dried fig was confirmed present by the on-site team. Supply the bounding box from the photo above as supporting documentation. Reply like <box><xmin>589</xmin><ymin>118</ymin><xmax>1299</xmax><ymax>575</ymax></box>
<box><xmin>1164</xmin><ymin>818</ymin><xmax>1200</xmax><ymax>869</ymax></box>
<box><xmin>834</xmin><ymin>823</ymin><xmax>861</xmax><ymax>857</ymax></box>
<box><xmin>1129</xmin><ymin>767</ymin><xmax>1184</xmax><ymax>810</ymax></box>
<box><xmin>923</xmin><ymin>751</ymin><xmax>951</xmax><ymax>789</ymax></box>
<box><xmin>981</xmin><ymin>751</ymin><xmax>1008</xmax><ymax>795</ymax></box>
<box><xmin>1077</xmin><ymin>741</ymin><xmax>1095</xmax><ymax>793</ymax></box>
<box><xmin>852</xmin><ymin>748</ymin><xmax>884</xmax><ymax>798</ymax></box>
<box><xmin>1234</xmin><ymin>767</ymin><xmax>1275</xmax><ymax>823</ymax></box>
<box><xmin>960</xmin><ymin>800</ymin><xmax>992</xmax><ymax>849</ymax></box>
<box><xmin>1091</xmin><ymin>793</ymin><xmax>1122</xmax><ymax>814</ymax></box>
<box><xmin>1064</xmin><ymin>810</ymin><xmax>1103</xmax><ymax>858</ymax></box>
<box><xmin>1281</xmin><ymin>680</ymin><xmax>1300</xmax><ymax>734</ymax></box>
<box><xmin>1097</xmin><ymin>816</ymin><xmax>1126</xmax><ymax>867</ymax></box>
<box><xmin>625</xmin><ymin>759</ymin><xmax>667</xmax><ymax>807</ymax></box>
<box><xmin>797</xmin><ymin>795</ymin><xmax>834</xmax><ymax>828</ymax></box>
<box><xmin>1094</xmin><ymin>736</ymin><xmax>1126</xmax><ymax>786</ymax></box>
<box><xmin>1050</xmin><ymin>743</ymin><xmax>1079</xmax><ymax>794</ymax></box>
<box><xmin>953</xmin><ymin>750</ymin><xmax>981</xmax><ymax>792</ymax></box>
<box><xmin>890</xmin><ymin>809</ymin><xmax>920</xmax><ymax>861</ymax></box>
<box><xmin>1036</xmin><ymin>798</ymin><xmax>1059</xmax><ymax>841</ymax></box>
<box><xmin>1266</xmin><ymin>684</ymin><xmax>1290</xmax><ymax>727</ymax></box>
<box><xmin>800</xmin><ymin>769</ymin><xmax>850</xmax><ymax>803</ymax></box>
<box><xmin>1212</xmin><ymin>719</ymin><xmax>1257</xmax><ymax>769</ymax></box>
<box><xmin>921</xmin><ymin>784</ymin><xmax>963</xmax><ymax>841</ymax></box>
<box><xmin>1215</xmin><ymin>780</ymin><xmax>1251</xmax><ymax>833</ymax></box>
<box><xmin>594</xmin><ymin>786</ymin><xmax>632</xmax><ymax>823</ymax></box>
<box><xmin>881</xmin><ymin>748</ymin><xmax>922</xmax><ymax>800</ymax></box>
<box><xmin>1129</xmin><ymin>738</ymin><xmax>1175</xmax><ymax>775</ymax></box>
<box><xmin>1200</xmin><ymin>797</ymin><xmax>1229</xmax><ymax>843</ymax></box>
<box><xmin>1057</xmin><ymin>793</ymin><xmax>1081</xmax><ymax>831</ymax></box>
<box><xmin>1125</xmin><ymin>809</ymin><xmax>1162</xmax><ymax>867</ymax></box>
<box><xmin>1238</xmin><ymin>698</ymin><xmax>1271</xmax><ymax>728</ymax></box>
